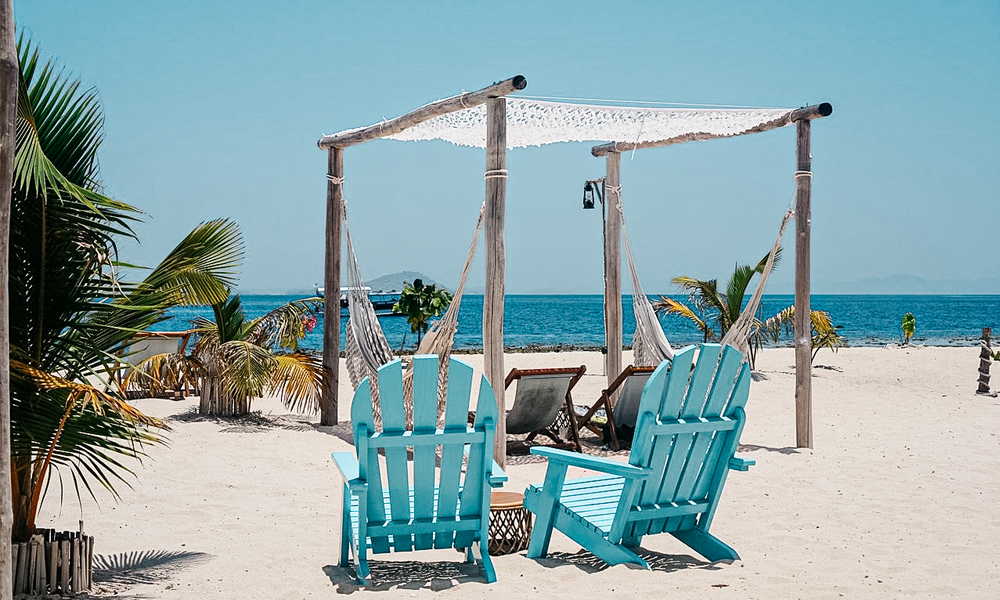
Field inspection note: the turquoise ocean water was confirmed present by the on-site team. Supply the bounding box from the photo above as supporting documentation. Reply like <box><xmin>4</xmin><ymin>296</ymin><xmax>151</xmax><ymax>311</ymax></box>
<box><xmin>151</xmin><ymin>294</ymin><xmax>1000</xmax><ymax>352</ymax></box>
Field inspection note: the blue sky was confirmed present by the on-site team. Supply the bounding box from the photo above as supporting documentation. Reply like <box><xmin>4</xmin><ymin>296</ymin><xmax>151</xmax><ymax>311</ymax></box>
<box><xmin>16</xmin><ymin>0</ymin><xmax>1000</xmax><ymax>294</ymax></box>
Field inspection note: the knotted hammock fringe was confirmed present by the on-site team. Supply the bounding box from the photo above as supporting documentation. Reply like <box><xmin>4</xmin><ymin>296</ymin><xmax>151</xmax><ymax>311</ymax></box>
<box><xmin>343</xmin><ymin>201</ymin><xmax>486</xmax><ymax>428</ymax></box>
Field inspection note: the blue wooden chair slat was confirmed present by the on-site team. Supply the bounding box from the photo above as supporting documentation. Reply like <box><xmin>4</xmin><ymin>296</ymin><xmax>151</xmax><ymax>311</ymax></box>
<box><xmin>524</xmin><ymin>344</ymin><xmax>755</xmax><ymax>569</ymax></box>
<box><xmin>411</xmin><ymin>355</ymin><xmax>440</xmax><ymax>550</ymax></box>
<box><xmin>435</xmin><ymin>359</ymin><xmax>474</xmax><ymax>549</ymax></box>
<box><xmin>377</xmin><ymin>360</ymin><xmax>413</xmax><ymax>552</ymax></box>
<box><xmin>333</xmin><ymin>355</ymin><xmax>505</xmax><ymax>586</ymax></box>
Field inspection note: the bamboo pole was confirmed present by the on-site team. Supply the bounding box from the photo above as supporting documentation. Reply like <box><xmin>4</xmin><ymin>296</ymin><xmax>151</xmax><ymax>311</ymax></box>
<box><xmin>321</xmin><ymin>148</ymin><xmax>343</xmax><ymax>425</ymax></box>
<box><xmin>0</xmin><ymin>2</ymin><xmax>15</xmax><ymax>598</ymax></box>
<box><xmin>591</xmin><ymin>103</ymin><xmax>833</xmax><ymax>157</ymax></box>
<box><xmin>604</xmin><ymin>153</ymin><xmax>623</xmax><ymax>392</ymax></box>
<box><xmin>484</xmin><ymin>97</ymin><xmax>507</xmax><ymax>467</ymax></box>
<box><xmin>794</xmin><ymin>119</ymin><xmax>813</xmax><ymax>448</ymax></box>
<box><xmin>318</xmin><ymin>76</ymin><xmax>527</xmax><ymax>150</ymax></box>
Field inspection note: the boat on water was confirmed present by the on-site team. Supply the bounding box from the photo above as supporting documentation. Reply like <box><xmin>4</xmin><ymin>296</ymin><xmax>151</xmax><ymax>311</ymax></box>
<box><xmin>315</xmin><ymin>286</ymin><xmax>402</xmax><ymax>315</ymax></box>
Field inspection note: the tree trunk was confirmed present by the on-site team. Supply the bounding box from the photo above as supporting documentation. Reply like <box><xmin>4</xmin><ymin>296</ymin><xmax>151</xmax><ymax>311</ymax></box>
<box><xmin>0</xmin><ymin>1</ymin><xmax>16</xmax><ymax>596</ymax></box>
<box><xmin>199</xmin><ymin>377</ymin><xmax>250</xmax><ymax>417</ymax></box>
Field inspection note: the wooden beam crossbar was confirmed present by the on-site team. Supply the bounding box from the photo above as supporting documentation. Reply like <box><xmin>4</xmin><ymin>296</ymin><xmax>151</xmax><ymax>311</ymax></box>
<box><xmin>317</xmin><ymin>75</ymin><xmax>527</xmax><ymax>150</ymax></box>
<box><xmin>591</xmin><ymin>102</ymin><xmax>832</xmax><ymax>157</ymax></box>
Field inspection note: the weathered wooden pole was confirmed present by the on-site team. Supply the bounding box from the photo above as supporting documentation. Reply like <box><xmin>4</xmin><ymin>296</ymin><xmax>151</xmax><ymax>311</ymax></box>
<box><xmin>793</xmin><ymin>119</ymin><xmax>813</xmax><ymax>448</ymax></box>
<box><xmin>0</xmin><ymin>0</ymin><xmax>14</xmax><ymax>596</ymax></box>
<box><xmin>978</xmin><ymin>327</ymin><xmax>992</xmax><ymax>394</ymax></box>
<box><xmin>604</xmin><ymin>152</ymin><xmax>623</xmax><ymax>390</ymax></box>
<box><xmin>484</xmin><ymin>97</ymin><xmax>507</xmax><ymax>466</ymax></box>
<box><xmin>321</xmin><ymin>148</ymin><xmax>343</xmax><ymax>425</ymax></box>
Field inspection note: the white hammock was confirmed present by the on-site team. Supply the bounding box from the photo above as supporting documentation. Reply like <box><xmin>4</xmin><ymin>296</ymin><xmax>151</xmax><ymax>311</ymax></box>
<box><xmin>343</xmin><ymin>200</ymin><xmax>486</xmax><ymax>427</ymax></box>
<box><xmin>720</xmin><ymin>208</ymin><xmax>795</xmax><ymax>356</ymax></box>
<box><xmin>614</xmin><ymin>191</ymin><xmax>675</xmax><ymax>367</ymax></box>
<box><xmin>616</xmin><ymin>187</ymin><xmax>793</xmax><ymax>365</ymax></box>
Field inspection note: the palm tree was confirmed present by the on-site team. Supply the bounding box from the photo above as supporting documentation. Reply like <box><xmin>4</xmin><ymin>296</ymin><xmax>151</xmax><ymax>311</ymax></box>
<box><xmin>757</xmin><ymin>306</ymin><xmax>847</xmax><ymax>362</ymax></box>
<box><xmin>128</xmin><ymin>294</ymin><xmax>326</xmax><ymax>417</ymax></box>
<box><xmin>8</xmin><ymin>38</ymin><xmax>241</xmax><ymax>543</ymax></box>
<box><xmin>392</xmin><ymin>278</ymin><xmax>452</xmax><ymax>347</ymax></box>
<box><xmin>653</xmin><ymin>250</ymin><xmax>779</xmax><ymax>343</ymax></box>
<box><xmin>653</xmin><ymin>248</ymin><xmax>845</xmax><ymax>367</ymax></box>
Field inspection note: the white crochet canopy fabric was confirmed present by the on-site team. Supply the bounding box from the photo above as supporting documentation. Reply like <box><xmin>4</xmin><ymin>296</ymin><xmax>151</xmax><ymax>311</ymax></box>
<box><xmin>344</xmin><ymin>98</ymin><xmax>796</xmax><ymax>149</ymax></box>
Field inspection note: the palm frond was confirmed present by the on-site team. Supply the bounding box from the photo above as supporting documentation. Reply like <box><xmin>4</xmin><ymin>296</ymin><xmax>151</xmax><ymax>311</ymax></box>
<box><xmin>652</xmin><ymin>296</ymin><xmax>715</xmax><ymax>341</ymax></box>
<box><xmin>246</xmin><ymin>298</ymin><xmax>322</xmax><ymax>351</ymax></box>
<box><xmin>139</xmin><ymin>219</ymin><xmax>243</xmax><ymax>307</ymax></box>
<box><xmin>268</xmin><ymin>353</ymin><xmax>326</xmax><ymax>414</ymax></box>
<box><xmin>218</xmin><ymin>340</ymin><xmax>275</xmax><ymax>401</ymax></box>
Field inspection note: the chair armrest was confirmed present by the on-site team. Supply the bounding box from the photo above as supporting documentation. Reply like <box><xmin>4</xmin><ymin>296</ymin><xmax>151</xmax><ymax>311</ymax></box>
<box><xmin>489</xmin><ymin>460</ymin><xmax>508</xmax><ymax>488</ymax></box>
<box><xmin>728</xmin><ymin>456</ymin><xmax>755</xmax><ymax>471</ymax></box>
<box><xmin>529</xmin><ymin>446</ymin><xmax>650</xmax><ymax>480</ymax></box>
<box><xmin>331</xmin><ymin>452</ymin><xmax>366</xmax><ymax>492</ymax></box>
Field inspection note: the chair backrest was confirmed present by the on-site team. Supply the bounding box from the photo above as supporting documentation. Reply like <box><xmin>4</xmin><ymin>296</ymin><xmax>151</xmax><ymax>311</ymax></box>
<box><xmin>611</xmin><ymin>366</ymin><xmax>656</xmax><ymax>428</ymax></box>
<box><xmin>620</xmin><ymin>344</ymin><xmax>751</xmax><ymax>537</ymax></box>
<box><xmin>504</xmin><ymin>366</ymin><xmax>586</xmax><ymax>436</ymax></box>
<box><xmin>351</xmin><ymin>354</ymin><xmax>498</xmax><ymax>552</ymax></box>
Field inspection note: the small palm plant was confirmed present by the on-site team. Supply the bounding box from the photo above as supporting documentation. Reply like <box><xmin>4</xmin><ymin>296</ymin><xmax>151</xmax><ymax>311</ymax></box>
<box><xmin>128</xmin><ymin>295</ymin><xmax>326</xmax><ymax>416</ymax></box>
<box><xmin>653</xmin><ymin>249</ymin><xmax>778</xmax><ymax>342</ymax></box>
<box><xmin>901</xmin><ymin>313</ymin><xmax>916</xmax><ymax>345</ymax></box>
<box><xmin>392</xmin><ymin>278</ymin><xmax>453</xmax><ymax>347</ymax></box>
<box><xmin>758</xmin><ymin>306</ymin><xmax>847</xmax><ymax>363</ymax></box>
<box><xmin>654</xmin><ymin>248</ymin><xmax>845</xmax><ymax>367</ymax></box>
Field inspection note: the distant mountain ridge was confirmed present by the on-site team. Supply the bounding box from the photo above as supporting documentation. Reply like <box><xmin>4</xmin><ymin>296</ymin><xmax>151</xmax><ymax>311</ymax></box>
<box><xmin>365</xmin><ymin>271</ymin><xmax>443</xmax><ymax>293</ymax></box>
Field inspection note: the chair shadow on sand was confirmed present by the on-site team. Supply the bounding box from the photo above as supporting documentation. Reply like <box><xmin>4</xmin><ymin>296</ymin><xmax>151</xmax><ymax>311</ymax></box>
<box><xmin>322</xmin><ymin>559</ymin><xmax>485</xmax><ymax>593</ymax></box>
<box><xmin>738</xmin><ymin>443</ymin><xmax>802</xmax><ymax>455</ymax></box>
<box><xmin>531</xmin><ymin>548</ymin><xmax>723</xmax><ymax>573</ymax></box>
<box><xmin>92</xmin><ymin>549</ymin><xmax>214</xmax><ymax>586</ymax></box>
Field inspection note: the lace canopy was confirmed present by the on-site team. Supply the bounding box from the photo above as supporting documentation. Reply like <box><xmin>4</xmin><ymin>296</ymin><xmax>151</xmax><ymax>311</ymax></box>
<box><xmin>332</xmin><ymin>98</ymin><xmax>796</xmax><ymax>149</ymax></box>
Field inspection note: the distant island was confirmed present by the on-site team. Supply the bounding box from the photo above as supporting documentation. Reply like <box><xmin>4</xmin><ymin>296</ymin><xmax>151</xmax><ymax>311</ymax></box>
<box><xmin>364</xmin><ymin>271</ymin><xmax>443</xmax><ymax>293</ymax></box>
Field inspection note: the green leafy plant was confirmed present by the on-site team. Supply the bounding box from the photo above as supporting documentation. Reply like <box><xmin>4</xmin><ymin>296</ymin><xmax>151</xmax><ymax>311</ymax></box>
<box><xmin>8</xmin><ymin>38</ymin><xmax>242</xmax><ymax>542</ymax></box>
<box><xmin>392</xmin><ymin>278</ymin><xmax>453</xmax><ymax>347</ymax></box>
<box><xmin>654</xmin><ymin>247</ymin><xmax>846</xmax><ymax>367</ymax></box>
<box><xmin>128</xmin><ymin>294</ymin><xmax>326</xmax><ymax>416</ymax></box>
<box><xmin>759</xmin><ymin>306</ymin><xmax>848</xmax><ymax>362</ymax></box>
<box><xmin>901</xmin><ymin>312</ymin><xmax>916</xmax><ymax>345</ymax></box>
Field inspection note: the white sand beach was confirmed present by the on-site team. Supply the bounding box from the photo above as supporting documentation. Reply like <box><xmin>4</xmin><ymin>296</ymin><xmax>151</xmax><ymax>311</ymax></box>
<box><xmin>34</xmin><ymin>346</ymin><xmax>1000</xmax><ymax>599</ymax></box>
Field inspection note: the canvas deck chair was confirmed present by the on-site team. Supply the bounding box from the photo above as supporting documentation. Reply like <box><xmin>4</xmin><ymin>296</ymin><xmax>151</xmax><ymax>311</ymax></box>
<box><xmin>523</xmin><ymin>344</ymin><xmax>754</xmax><ymax>568</ymax></box>
<box><xmin>576</xmin><ymin>365</ymin><xmax>657</xmax><ymax>451</ymax></box>
<box><xmin>332</xmin><ymin>354</ymin><xmax>507</xmax><ymax>586</ymax></box>
<box><xmin>504</xmin><ymin>365</ymin><xmax>586</xmax><ymax>455</ymax></box>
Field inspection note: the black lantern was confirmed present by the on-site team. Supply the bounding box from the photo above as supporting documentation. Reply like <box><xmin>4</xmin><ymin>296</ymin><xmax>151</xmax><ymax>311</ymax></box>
<box><xmin>583</xmin><ymin>179</ymin><xmax>604</xmax><ymax>210</ymax></box>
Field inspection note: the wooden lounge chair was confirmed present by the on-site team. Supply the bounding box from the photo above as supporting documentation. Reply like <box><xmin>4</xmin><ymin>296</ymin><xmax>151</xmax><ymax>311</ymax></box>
<box><xmin>576</xmin><ymin>365</ymin><xmax>657</xmax><ymax>451</ymax></box>
<box><xmin>523</xmin><ymin>344</ymin><xmax>755</xmax><ymax>568</ymax></box>
<box><xmin>332</xmin><ymin>354</ymin><xmax>507</xmax><ymax>586</ymax></box>
<box><xmin>504</xmin><ymin>365</ymin><xmax>586</xmax><ymax>454</ymax></box>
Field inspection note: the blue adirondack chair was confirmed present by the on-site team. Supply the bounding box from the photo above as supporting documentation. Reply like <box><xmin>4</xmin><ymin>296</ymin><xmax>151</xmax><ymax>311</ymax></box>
<box><xmin>523</xmin><ymin>344</ymin><xmax>755</xmax><ymax>568</ymax></box>
<box><xmin>331</xmin><ymin>354</ymin><xmax>507</xmax><ymax>586</ymax></box>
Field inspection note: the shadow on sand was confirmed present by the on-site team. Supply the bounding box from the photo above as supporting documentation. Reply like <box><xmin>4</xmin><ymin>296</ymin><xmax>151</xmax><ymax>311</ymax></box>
<box><xmin>531</xmin><ymin>548</ymin><xmax>722</xmax><ymax>574</ymax></box>
<box><xmin>323</xmin><ymin>559</ymin><xmax>487</xmax><ymax>593</ymax></box>
<box><xmin>93</xmin><ymin>549</ymin><xmax>214</xmax><ymax>587</ymax></box>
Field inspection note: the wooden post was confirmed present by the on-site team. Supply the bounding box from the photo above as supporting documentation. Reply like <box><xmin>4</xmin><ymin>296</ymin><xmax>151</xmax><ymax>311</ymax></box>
<box><xmin>794</xmin><ymin>119</ymin><xmax>813</xmax><ymax>448</ymax></box>
<box><xmin>604</xmin><ymin>153</ymin><xmax>623</xmax><ymax>391</ymax></box>
<box><xmin>0</xmin><ymin>2</ymin><xmax>16</xmax><ymax>597</ymax></box>
<box><xmin>978</xmin><ymin>327</ymin><xmax>992</xmax><ymax>394</ymax></box>
<box><xmin>321</xmin><ymin>148</ymin><xmax>343</xmax><ymax>425</ymax></box>
<box><xmin>484</xmin><ymin>97</ymin><xmax>507</xmax><ymax>467</ymax></box>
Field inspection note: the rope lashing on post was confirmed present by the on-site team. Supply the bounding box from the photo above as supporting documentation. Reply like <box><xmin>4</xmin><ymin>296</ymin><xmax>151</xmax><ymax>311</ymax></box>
<box><xmin>484</xmin><ymin>169</ymin><xmax>508</xmax><ymax>180</ymax></box>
